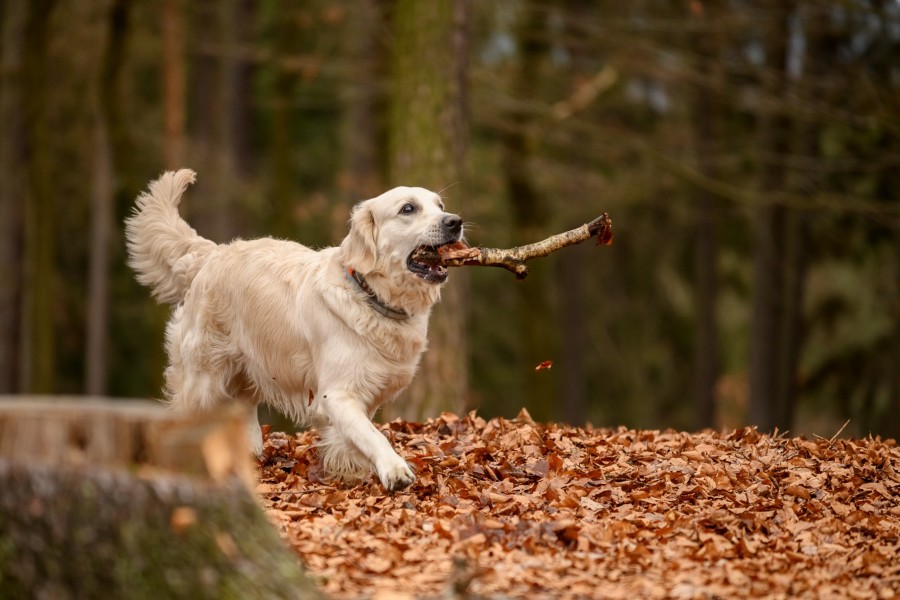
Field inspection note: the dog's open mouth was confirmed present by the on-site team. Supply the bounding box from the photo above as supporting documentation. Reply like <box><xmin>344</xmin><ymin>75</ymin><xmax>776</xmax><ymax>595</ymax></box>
<box><xmin>407</xmin><ymin>242</ymin><xmax>464</xmax><ymax>283</ymax></box>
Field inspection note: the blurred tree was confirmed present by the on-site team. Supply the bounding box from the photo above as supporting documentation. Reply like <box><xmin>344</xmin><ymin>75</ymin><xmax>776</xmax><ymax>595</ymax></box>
<box><xmin>388</xmin><ymin>0</ymin><xmax>470</xmax><ymax>420</ymax></box>
<box><xmin>502</xmin><ymin>2</ymin><xmax>555</xmax><ymax>420</ymax></box>
<box><xmin>189</xmin><ymin>0</ymin><xmax>241</xmax><ymax>242</ymax></box>
<box><xmin>163</xmin><ymin>0</ymin><xmax>186</xmax><ymax>169</ymax></box>
<box><xmin>106</xmin><ymin>0</ymin><xmax>168</xmax><ymax>400</ymax></box>
<box><xmin>774</xmin><ymin>1</ymin><xmax>837</xmax><ymax>431</ymax></box>
<box><xmin>224</xmin><ymin>0</ymin><xmax>257</xmax><ymax>181</ymax></box>
<box><xmin>688</xmin><ymin>0</ymin><xmax>725</xmax><ymax>429</ymax></box>
<box><xmin>0</xmin><ymin>0</ymin><xmax>28</xmax><ymax>393</ymax></box>
<box><xmin>267</xmin><ymin>3</ymin><xmax>301</xmax><ymax>239</ymax></box>
<box><xmin>86</xmin><ymin>0</ymin><xmax>130</xmax><ymax>396</ymax></box>
<box><xmin>21</xmin><ymin>0</ymin><xmax>59</xmax><ymax>393</ymax></box>
<box><xmin>556</xmin><ymin>0</ymin><xmax>595</xmax><ymax>426</ymax></box>
<box><xmin>339</xmin><ymin>0</ymin><xmax>386</xmax><ymax>205</ymax></box>
<box><xmin>748</xmin><ymin>0</ymin><xmax>794</xmax><ymax>432</ymax></box>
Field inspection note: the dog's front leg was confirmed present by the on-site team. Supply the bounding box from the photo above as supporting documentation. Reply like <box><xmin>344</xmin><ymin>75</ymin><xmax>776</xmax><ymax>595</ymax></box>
<box><xmin>321</xmin><ymin>394</ymin><xmax>415</xmax><ymax>492</ymax></box>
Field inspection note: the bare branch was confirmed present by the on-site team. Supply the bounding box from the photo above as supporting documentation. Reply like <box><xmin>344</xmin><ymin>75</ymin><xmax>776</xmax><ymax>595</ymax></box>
<box><xmin>413</xmin><ymin>213</ymin><xmax>614</xmax><ymax>280</ymax></box>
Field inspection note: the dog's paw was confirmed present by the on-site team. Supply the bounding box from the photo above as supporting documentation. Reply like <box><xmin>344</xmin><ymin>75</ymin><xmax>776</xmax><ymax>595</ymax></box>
<box><xmin>378</xmin><ymin>460</ymin><xmax>416</xmax><ymax>492</ymax></box>
<box><xmin>318</xmin><ymin>436</ymin><xmax>373</xmax><ymax>484</ymax></box>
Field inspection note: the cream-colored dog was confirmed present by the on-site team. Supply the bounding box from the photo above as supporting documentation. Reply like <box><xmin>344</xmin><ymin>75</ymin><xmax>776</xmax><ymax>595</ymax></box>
<box><xmin>126</xmin><ymin>170</ymin><xmax>463</xmax><ymax>491</ymax></box>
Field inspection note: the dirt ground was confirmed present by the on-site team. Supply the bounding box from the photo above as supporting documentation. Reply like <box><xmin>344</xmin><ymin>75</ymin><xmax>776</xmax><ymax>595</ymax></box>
<box><xmin>258</xmin><ymin>410</ymin><xmax>900</xmax><ymax>599</ymax></box>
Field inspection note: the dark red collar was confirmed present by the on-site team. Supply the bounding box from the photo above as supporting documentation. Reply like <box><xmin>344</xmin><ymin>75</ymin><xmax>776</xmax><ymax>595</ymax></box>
<box><xmin>344</xmin><ymin>267</ymin><xmax>409</xmax><ymax>320</ymax></box>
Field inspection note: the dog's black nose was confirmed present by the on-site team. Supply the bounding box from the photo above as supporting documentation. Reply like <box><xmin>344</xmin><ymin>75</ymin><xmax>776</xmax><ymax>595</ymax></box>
<box><xmin>443</xmin><ymin>214</ymin><xmax>463</xmax><ymax>235</ymax></box>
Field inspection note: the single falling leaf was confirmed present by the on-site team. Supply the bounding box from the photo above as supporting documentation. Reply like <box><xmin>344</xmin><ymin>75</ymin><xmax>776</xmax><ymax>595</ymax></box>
<box><xmin>535</xmin><ymin>360</ymin><xmax>553</xmax><ymax>371</ymax></box>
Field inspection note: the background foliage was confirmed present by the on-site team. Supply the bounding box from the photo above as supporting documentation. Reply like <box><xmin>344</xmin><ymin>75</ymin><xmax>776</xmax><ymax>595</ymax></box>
<box><xmin>1</xmin><ymin>0</ymin><xmax>898</xmax><ymax>438</ymax></box>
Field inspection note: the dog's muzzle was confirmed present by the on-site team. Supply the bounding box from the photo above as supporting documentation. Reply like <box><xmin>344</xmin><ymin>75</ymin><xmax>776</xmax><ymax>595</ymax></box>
<box><xmin>407</xmin><ymin>214</ymin><xmax>464</xmax><ymax>284</ymax></box>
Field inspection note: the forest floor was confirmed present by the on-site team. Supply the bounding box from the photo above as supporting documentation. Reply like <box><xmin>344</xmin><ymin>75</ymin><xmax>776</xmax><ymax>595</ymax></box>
<box><xmin>258</xmin><ymin>410</ymin><xmax>900</xmax><ymax>599</ymax></box>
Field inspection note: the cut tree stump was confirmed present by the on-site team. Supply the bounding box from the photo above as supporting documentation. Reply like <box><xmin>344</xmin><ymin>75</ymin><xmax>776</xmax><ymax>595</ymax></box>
<box><xmin>0</xmin><ymin>396</ymin><xmax>321</xmax><ymax>599</ymax></box>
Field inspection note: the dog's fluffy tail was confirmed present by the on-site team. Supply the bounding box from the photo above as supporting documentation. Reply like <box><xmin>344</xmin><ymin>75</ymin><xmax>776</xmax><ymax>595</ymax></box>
<box><xmin>125</xmin><ymin>169</ymin><xmax>216</xmax><ymax>305</ymax></box>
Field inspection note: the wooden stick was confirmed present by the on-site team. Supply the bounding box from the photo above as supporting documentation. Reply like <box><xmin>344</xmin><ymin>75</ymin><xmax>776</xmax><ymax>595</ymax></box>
<box><xmin>413</xmin><ymin>213</ymin><xmax>613</xmax><ymax>280</ymax></box>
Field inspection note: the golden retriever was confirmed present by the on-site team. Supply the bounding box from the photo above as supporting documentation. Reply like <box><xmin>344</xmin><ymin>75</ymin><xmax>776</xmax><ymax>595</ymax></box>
<box><xmin>125</xmin><ymin>169</ymin><xmax>463</xmax><ymax>491</ymax></box>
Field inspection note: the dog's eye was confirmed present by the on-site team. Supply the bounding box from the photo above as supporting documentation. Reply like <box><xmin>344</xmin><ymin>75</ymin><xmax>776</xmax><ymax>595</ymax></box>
<box><xmin>399</xmin><ymin>203</ymin><xmax>417</xmax><ymax>215</ymax></box>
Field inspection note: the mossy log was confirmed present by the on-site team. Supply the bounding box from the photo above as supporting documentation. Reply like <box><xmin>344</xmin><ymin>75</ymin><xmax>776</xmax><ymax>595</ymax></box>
<box><xmin>0</xmin><ymin>396</ymin><xmax>321</xmax><ymax>599</ymax></box>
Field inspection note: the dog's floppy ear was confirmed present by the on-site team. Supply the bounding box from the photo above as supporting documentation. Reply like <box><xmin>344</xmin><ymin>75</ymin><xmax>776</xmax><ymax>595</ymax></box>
<box><xmin>340</xmin><ymin>200</ymin><xmax>377</xmax><ymax>273</ymax></box>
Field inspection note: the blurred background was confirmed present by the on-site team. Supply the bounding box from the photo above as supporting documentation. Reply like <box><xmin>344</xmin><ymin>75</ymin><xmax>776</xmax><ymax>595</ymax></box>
<box><xmin>0</xmin><ymin>0</ymin><xmax>898</xmax><ymax>438</ymax></box>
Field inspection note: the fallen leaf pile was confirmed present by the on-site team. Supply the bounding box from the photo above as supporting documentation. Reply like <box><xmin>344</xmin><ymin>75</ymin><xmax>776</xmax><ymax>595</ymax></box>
<box><xmin>258</xmin><ymin>410</ymin><xmax>900</xmax><ymax>599</ymax></box>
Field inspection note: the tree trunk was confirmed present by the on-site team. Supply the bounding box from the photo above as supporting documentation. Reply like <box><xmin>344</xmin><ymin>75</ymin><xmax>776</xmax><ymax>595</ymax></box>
<box><xmin>20</xmin><ymin>0</ymin><xmax>58</xmax><ymax>394</ymax></box>
<box><xmin>340</xmin><ymin>0</ymin><xmax>385</xmax><ymax>208</ymax></box>
<box><xmin>188</xmin><ymin>0</ymin><xmax>238</xmax><ymax>242</ymax></box>
<box><xmin>210</xmin><ymin>0</ymin><xmax>240</xmax><ymax>241</ymax></box>
<box><xmin>502</xmin><ymin>3</ymin><xmax>554</xmax><ymax>420</ymax></box>
<box><xmin>891</xmin><ymin>259</ymin><xmax>900</xmax><ymax>440</ymax></box>
<box><xmin>747</xmin><ymin>0</ymin><xmax>793</xmax><ymax>432</ymax></box>
<box><xmin>0</xmin><ymin>0</ymin><xmax>28</xmax><ymax>393</ymax></box>
<box><xmin>86</xmin><ymin>0</ymin><xmax>129</xmax><ymax>396</ymax></box>
<box><xmin>556</xmin><ymin>0</ymin><xmax>596</xmax><ymax>426</ymax></box>
<box><xmin>877</xmin><ymin>0</ymin><xmax>900</xmax><ymax>439</ymax></box>
<box><xmin>0</xmin><ymin>397</ymin><xmax>320</xmax><ymax>598</ymax></box>
<box><xmin>85</xmin><ymin>107</ymin><xmax>113</xmax><ymax>396</ymax></box>
<box><xmin>163</xmin><ymin>0</ymin><xmax>186</xmax><ymax>170</ymax></box>
<box><xmin>689</xmin><ymin>0</ymin><xmax>725</xmax><ymax>429</ymax></box>
<box><xmin>774</xmin><ymin>2</ymin><xmax>839</xmax><ymax>430</ymax></box>
<box><xmin>230</xmin><ymin>0</ymin><xmax>256</xmax><ymax>180</ymax></box>
<box><xmin>268</xmin><ymin>4</ymin><xmax>299</xmax><ymax>239</ymax></box>
<box><xmin>559</xmin><ymin>245</ymin><xmax>588</xmax><ymax>425</ymax></box>
<box><xmin>387</xmin><ymin>0</ymin><xmax>469</xmax><ymax>420</ymax></box>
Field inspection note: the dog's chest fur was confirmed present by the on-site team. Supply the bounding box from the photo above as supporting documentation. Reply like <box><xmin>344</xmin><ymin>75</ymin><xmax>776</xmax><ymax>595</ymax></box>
<box><xmin>189</xmin><ymin>238</ymin><xmax>430</xmax><ymax>421</ymax></box>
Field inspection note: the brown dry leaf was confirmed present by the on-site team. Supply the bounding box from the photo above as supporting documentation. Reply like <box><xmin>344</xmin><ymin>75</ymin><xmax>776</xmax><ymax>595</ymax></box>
<box><xmin>258</xmin><ymin>417</ymin><xmax>900</xmax><ymax>599</ymax></box>
<box><xmin>785</xmin><ymin>484</ymin><xmax>812</xmax><ymax>500</ymax></box>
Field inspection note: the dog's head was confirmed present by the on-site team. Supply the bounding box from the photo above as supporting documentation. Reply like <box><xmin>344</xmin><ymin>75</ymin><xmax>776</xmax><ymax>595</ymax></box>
<box><xmin>340</xmin><ymin>186</ymin><xmax>463</xmax><ymax>286</ymax></box>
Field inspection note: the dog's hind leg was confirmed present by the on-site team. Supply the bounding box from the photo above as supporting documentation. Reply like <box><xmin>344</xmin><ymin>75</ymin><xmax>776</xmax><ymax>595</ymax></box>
<box><xmin>242</xmin><ymin>404</ymin><xmax>263</xmax><ymax>457</ymax></box>
<box><xmin>162</xmin><ymin>301</ymin><xmax>266</xmax><ymax>459</ymax></box>
<box><xmin>168</xmin><ymin>355</ymin><xmax>265</xmax><ymax>457</ymax></box>
<box><xmin>224</xmin><ymin>369</ymin><xmax>264</xmax><ymax>457</ymax></box>
<box><xmin>164</xmin><ymin>306</ymin><xmax>236</xmax><ymax>413</ymax></box>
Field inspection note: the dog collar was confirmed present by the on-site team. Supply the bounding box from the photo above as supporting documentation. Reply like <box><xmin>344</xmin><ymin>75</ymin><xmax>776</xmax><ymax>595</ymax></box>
<box><xmin>345</xmin><ymin>267</ymin><xmax>409</xmax><ymax>320</ymax></box>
